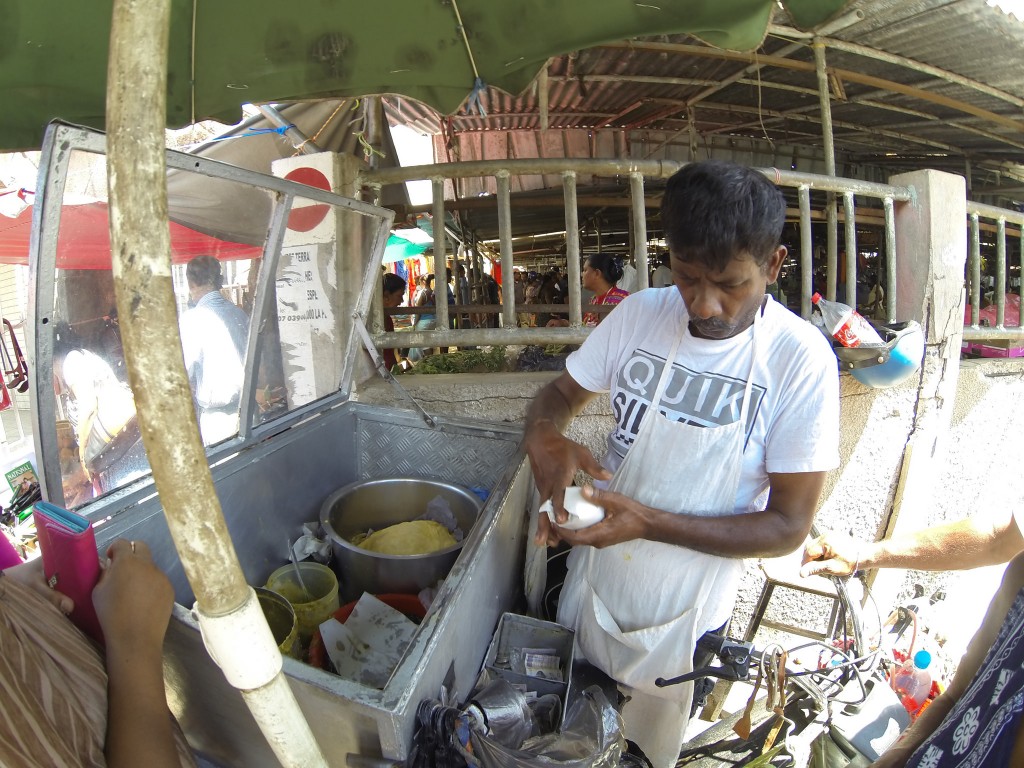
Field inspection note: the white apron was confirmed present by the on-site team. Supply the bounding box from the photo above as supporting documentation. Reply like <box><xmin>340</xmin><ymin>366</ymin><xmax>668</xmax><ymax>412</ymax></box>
<box><xmin>557</xmin><ymin>307</ymin><xmax>761</xmax><ymax>767</ymax></box>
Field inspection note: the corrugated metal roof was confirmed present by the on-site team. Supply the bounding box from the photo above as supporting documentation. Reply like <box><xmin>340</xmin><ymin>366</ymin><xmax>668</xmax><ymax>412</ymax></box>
<box><xmin>382</xmin><ymin>0</ymin><xmax>1024</xmax><ymax>210</ymax></box>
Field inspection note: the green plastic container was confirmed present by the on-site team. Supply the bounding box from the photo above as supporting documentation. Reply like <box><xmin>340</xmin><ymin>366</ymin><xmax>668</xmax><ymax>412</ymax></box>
<box><xmin>265</xmin><ymin>562</ymin><xmax>340</xmax><ymax>643</ymax></box>
<box><xmin>254</xmin><ymin>587</ymin><xmax>299</xmax><ymax>658</ymax></box>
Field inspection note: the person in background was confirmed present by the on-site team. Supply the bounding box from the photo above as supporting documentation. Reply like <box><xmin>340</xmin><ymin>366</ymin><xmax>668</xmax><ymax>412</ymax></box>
<box><xmin>652</xmin><ymin>252</ymin><xmax>673</xmax><ymax>288</ymax></box>
<box><xmin>546</xmin><ymin>253</ymin><xmax>629</xmax><ymax>328</ymax></box>
<box><xmin>407</xmin><ymin>274</ymin><xmax>437</xmax><ymax>363</ymax></box>
<box><xmin>534</xmin><ymin>271</ymin><xmax>561</xmax><ymax>328</ymax></box>
<box><xmin>524</xmin><ymin>272</ymin><xmax>541</xmax><ymax>327</ymax></box>
<box><xmin>52</xmin><ymin>322</ymin><xmax>147</xmax><ymax>502</ymax></box>
<box><xmin>523</xmin><ymin>160</ymin><xmax>839</xmax><ymax>766</ymax></box>
<box><xmin>0</xmin><ymin>533</ymin><xmax>194</xmax><ymax>766</ymax></box>
<box><xmin>514</xmin><ymin>270</ymin><xmax>529</xmax><ymax>327</ymax></box>
<box><xmin>179</xmin><ymin>255</ymin><xmax>249</xmax><ymax>445</ymax></box>
<box><xmin>483</xmin><ymin>272</ymin><xmax>501</xmax><ymax>328</ymax></box>
<box><xmin>411</xmin><ymin>273</ymin><xmax>428</xmax><ymax>307</ymax></box>
<box><xmin>381</xmin><ymin>273</ymin><xmax>407</xmax><ymax>370</ymax></box>
<box><xmin>455</xmin><ymin>264</ymin><xmax>472</xmax><ymax>330</ymax></box>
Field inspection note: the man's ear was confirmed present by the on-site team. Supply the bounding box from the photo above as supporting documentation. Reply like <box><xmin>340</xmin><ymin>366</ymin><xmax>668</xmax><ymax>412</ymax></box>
<box><xmin>764</xmin><ymin>245</ymin><xmax>786</xmax><ymax>283</ymax></box>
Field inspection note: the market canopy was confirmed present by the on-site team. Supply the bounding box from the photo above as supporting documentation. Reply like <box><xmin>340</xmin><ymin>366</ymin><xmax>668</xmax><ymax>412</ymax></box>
<box><xmin>1</xmin><ymin>0</ymin><xmax>850</xmax><ymax>151</ymax></box>
<box><xmin>0</xmin><ymin>198</ymin><xmax>261</xmax><ymax>269</ymax></box>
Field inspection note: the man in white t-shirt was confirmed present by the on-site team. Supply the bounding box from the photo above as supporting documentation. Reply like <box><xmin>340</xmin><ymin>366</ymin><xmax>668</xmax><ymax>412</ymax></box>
<box><xmin>524</xmin><ymin>160</ymin><xmax>839</xmax><ymax>767</ymax></box>
<box><xmin>651</xmin><ymin>253</ymin><xmax>673</xmax><ymax>288</ymax></box>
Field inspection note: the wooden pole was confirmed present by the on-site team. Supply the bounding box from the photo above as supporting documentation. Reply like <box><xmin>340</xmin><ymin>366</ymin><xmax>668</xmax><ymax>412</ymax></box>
<box><xmin>105</xmin><ymin>1</ymin><xmax>326</xmax><ymax>764</ymax></box>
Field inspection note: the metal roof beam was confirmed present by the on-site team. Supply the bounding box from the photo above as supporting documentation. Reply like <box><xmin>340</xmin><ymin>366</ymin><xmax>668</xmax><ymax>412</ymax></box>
<box><xmin>769</xmin><ymin>27</ymin><xmax>1024</xmax><ymax>111</ymax></box>
<box><xmin>602</xmin><ymin>41</ymin><xmax>1024</xmax><ymax>134</ymax></box>
<box><xmin>698</xmin><ymin>101</ymin><xmax>966</xmax><ymax>155</ymax></box>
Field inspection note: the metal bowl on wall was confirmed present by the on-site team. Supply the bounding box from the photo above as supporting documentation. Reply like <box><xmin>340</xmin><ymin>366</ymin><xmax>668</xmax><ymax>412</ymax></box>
<box><xmin>320</xmin><ymin>477</ymin><xmax>483</xmax><ymax>600</ymax></box>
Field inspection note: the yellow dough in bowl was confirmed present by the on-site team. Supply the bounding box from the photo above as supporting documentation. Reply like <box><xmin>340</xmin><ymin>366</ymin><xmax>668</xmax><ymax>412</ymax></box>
<box><xmin>357</xmin><ymin>520</ymin><xmax>457</xmax><ymax>556</ymax></box>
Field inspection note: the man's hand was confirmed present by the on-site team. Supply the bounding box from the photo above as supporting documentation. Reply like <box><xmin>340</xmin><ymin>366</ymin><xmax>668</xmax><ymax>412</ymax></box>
<box><xmin>526</xmin><ymin>422</ymin><xmax>610</xmax><ymax>546</ymax></box>
<box><xmin>523</xmin><ymin>373</ymin><xmax>609</xmax><ymax>546</ymax></box>
<box><xmin>553</xmin><ymin>485</ymin><xmax>649</xmax><ymax>549</ymax></box>
<box><xmin>800</xmin><ymin>532</ymin><xmax>862</xmax><ymax>577</ymax></box>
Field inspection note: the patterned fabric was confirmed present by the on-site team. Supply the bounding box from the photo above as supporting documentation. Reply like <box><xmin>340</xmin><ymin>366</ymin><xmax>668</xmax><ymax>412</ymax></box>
<box><xmin>0</xmin><ymin>573</ymin><xmax>195</xmax><ymax>767</ymax></box>
<box><xmin>907</xmin><ymin>586</ymin><xmax>1024</xmax><ymax>768</ymax></box>
<box><xmin>583</xmin><ymin>286</ymin><xmax>630</xmax><ymax>327</ymax></box>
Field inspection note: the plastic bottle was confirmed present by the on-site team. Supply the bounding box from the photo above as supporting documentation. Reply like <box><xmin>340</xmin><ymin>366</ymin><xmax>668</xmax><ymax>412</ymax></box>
<box><xmin>811</xmin><ymin>292</ymin><xmax>885</xmax><ymax>347</ymax></box>
<box><xmin>891</xmin><ymin>649</ymin><xmax>933</xmax><ymax>716</ymax></box>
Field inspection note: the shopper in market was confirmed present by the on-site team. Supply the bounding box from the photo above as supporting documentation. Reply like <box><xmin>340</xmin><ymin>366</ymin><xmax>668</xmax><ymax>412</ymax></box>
<box><xmin>179</xmin><ymin>255</ymin><xmax>249</xmax><ymax>445</ymax></box>
<box><xmin>52</xmin><ymin>321</ymin><xmax>147</xmax><ymax>500</ymax></box>
<box><xmin>0</xmin><ymin>534</ymin><xmax>194</xmax><ymax>766</ymax></box>
<box><xmin>407</xmin><ymin>273</ymin><xmax>437</xmax><ymax>362</ymax></box>
<box><xmin>545</xmin><ymin>253</ymin><xmax>629</xmax><ymax>328</ymax></box>
<box><xmin>523</xmin><ymin>159</ymin><xmax>840</xmax><ymax>767</ymax></box>
<box><xmin>381</xmin><ymin>273</ymin><xmax>407</xmax><ymax>370</ymax></box>
<box><xmin>651</xmin><ymin>252</ymin><xmax>673</xmax><ymax>288</ymax></box>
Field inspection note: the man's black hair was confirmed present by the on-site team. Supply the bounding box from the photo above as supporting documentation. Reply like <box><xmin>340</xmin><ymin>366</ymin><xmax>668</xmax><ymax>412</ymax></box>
<box><xmin>660</xmin><ymin>160</ymin><xmax>785</xmax><ymax>271</ymax></box>
<box><xmin>382</xmin><ymin>273</ymin><xmax>406</xmax><ymax>295</ymax></box>
<box><xmin>186</xmin><ymin>254</ymin><xmax>223</xmax><ymax>289</ymax></box>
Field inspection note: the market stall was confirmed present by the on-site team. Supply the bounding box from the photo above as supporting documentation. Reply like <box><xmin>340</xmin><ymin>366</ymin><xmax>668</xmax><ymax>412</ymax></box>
<box><xmin>28</xmin><ymin>122</ymin><xmax>532</xmax><ymax>764</ymax></box>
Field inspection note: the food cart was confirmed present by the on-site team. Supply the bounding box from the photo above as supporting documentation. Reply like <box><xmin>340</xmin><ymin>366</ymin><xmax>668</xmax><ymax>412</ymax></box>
<box><xmin>29</xmin><ymin>122</ymin><xmax>532</xmax><ymax>765</ymax></box>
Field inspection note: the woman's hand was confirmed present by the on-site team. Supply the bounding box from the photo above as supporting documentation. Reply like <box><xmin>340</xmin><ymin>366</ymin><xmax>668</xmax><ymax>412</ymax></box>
<box><xmin>93</xmin><ymin>539</ymin><xmax>180</xmax><ymax>768</ymax></box>
<box><xmin>2</xmin><ymin>556</ymin><xmax>75</xmax><ymax>615</ymax></box>
<box><xmin>92</xmin><ymin>539</ymin><xmax>173</xmax><ymax>653</ymax></box>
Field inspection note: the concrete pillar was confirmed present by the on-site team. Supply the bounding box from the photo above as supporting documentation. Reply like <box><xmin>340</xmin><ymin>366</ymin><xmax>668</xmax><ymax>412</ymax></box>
<box><xmin>869</xmin><ymin>169</ymin><xmax>967</xmax><ymax>608</ymax></box>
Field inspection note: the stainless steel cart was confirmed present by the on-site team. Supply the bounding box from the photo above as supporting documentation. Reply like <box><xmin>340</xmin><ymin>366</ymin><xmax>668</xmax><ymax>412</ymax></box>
<box><xmin>27</xmin><ymin>123</ymin><xmax>532</xmax><ymax>765</ymax></box>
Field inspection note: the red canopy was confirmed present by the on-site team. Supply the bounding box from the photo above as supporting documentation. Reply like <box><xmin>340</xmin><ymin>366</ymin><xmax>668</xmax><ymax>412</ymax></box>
<box><xmin>0</xmin><ymin>201</ymin><xmax>262</xmax><ymax>270</ymax></box>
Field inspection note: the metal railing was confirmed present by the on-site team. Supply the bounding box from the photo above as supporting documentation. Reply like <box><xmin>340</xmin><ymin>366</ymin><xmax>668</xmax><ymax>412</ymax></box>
<box><xmin>965</xmin><ymin>201</ymin><xmax>1024</xmax><ymax>341</ymax></box>
<box><xmin>360</xmin><ymin>159</ymin><xmax>912</xmax><ymax>353</ymax></box>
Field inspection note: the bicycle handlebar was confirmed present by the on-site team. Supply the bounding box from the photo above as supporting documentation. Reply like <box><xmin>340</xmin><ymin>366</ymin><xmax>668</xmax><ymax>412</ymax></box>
<box><xmin>655</xmin><ymin>635</ymin><xmax>758</xmax><ymax>688</ymax></box>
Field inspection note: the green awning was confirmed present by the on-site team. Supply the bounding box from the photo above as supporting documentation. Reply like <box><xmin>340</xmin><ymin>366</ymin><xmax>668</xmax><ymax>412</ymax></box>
<box><xmin>383</xmin><ymin>234</ymin><xmax>430</xmax><ymax>264</ymax></box>
<box><xmin>0</xmin><ymin>1</ymin><xmax>850</xmax><ymax>151</ymax></box>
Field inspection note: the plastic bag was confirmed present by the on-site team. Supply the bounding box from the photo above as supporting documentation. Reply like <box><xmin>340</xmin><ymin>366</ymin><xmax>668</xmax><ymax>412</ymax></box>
<box><xmin>471</xmin><ymin>685</ymin><xmax>625</xmax><ymax>768</ymax></box>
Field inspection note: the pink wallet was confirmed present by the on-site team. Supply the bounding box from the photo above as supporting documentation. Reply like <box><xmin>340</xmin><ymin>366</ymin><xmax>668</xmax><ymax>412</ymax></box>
<box><xmin>33</xmin><ymin>501</ymin><xmax>104</xmax><ymax>643</ymax></box>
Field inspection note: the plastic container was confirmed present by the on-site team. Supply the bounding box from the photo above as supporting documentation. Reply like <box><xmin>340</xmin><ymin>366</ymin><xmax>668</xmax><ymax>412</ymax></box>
<box><xmin>812</xmin><ymin>293</ymin><xmax>885</xmax><ymax>348</ymax></box>
<box><xmin>265</xmin><ymin>562</ymin><xmax>340</xmax><ymax>643</ymax></box>
<box><xmin>254</xmin><ymin>587</ymin><xmax>299</xmax><ymax>658</ymax></box>
<box><xmin>891</xmin><ymin>649</ymin><xmax>932</xmax><ymax>716</ymax></box>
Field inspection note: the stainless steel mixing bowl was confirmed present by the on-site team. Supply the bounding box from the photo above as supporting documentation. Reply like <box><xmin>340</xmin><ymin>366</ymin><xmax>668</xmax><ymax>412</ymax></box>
<box><xmin>320</xmin><ymin>477</ymin><xmax>482</xmax><ymax>599</ymax></box>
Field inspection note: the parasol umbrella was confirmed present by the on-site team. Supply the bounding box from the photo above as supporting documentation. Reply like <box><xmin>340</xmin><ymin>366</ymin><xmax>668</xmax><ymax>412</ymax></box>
<box><xmin>2</xmin><ymin>0</ymin><xmax>850</xmax><ymax>151</ymax></box>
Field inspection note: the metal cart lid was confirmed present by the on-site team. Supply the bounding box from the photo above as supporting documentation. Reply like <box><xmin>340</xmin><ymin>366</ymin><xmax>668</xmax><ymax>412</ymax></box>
<box><xmin>28</xmin><ymin>121</ymin><xmax>394</xmax><ymax>509</ymax></box>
